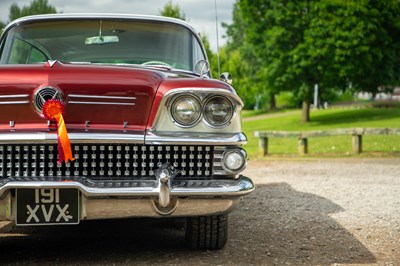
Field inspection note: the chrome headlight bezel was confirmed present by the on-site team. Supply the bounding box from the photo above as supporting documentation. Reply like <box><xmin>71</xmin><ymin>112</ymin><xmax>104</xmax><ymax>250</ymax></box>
<box><xmin>170</xmin><ymin>94</ymin><xmax>202</xmax><ymax>127</ymax></box>
<box><xmin>203</xmin><ymin>95</ymin><xmax>234</xmax><ymax>128</ymax></box>
<box><xmin>157</xmin><ymin>88</ymin><xmax>243</xmax><ymax>132</ymax></box>
<box><xmin>221</xmin><ymin>148</ymin><xmax>247</xmax><ymax>174</ymax></box>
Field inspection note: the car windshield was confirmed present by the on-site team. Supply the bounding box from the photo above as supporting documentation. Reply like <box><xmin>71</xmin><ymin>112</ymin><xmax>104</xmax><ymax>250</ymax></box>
<box><xmin>0</xmin><ymin>18</ymin><xmax>206</xmax><ymax>72</ymax></box>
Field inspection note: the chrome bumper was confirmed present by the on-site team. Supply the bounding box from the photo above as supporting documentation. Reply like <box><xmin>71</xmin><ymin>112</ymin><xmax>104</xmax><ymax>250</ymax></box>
<box><xmin>0</xmin><ymin>175</ymin><xmax>254</xmax><ymax>221</ymax></box>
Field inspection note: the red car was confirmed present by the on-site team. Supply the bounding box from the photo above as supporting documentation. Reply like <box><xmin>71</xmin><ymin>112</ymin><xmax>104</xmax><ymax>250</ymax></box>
<box><xmin>0</xmin><ymin>13</ymin><xmax>254</xmax><ymax>249</ymax></box>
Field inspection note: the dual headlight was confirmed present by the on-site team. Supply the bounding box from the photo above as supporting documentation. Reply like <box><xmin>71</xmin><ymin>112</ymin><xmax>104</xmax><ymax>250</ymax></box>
<box><xmin>171</xmin><ymin>95</ymin><xmax>234</xmax><ymax>128</ymax></box>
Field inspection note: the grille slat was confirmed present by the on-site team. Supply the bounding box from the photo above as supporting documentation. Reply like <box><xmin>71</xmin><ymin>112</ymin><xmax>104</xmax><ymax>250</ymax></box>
<box><xmin>0</xmin><ymin>144</ymin><xmax>214</xmax><ymax>179</ymax></box>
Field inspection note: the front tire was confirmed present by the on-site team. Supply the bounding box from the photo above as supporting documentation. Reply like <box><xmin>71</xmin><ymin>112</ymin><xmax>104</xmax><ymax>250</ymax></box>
<box><xmin>185</xmin><ymin>215</ymin><xmax>228</xmax><ymax>250</ymax></box>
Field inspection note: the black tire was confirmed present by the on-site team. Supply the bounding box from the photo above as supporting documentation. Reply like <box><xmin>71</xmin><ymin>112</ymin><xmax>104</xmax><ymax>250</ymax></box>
<box><xmin>185</xmin><ymin>215</ymin><xmax>228</xmax><ymax>250</ymax></box>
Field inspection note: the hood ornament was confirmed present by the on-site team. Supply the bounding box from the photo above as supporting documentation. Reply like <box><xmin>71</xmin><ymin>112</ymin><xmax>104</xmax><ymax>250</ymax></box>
<box><xmin>46</xmin><ymin>60</ymin><xmax>58</xmax><ymax>68</ymax></box>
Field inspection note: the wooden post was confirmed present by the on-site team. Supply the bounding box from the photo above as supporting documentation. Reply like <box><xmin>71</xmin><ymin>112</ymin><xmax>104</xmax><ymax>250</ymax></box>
<box><xmin>259</xmin><ymin>137</ymin><xmax>268</xmax><ymax>156</ymax></box>
<box><xmin>352</xmin><ymin>134</ymin><xmax>362</xmax><ymax>154</ymax></box>
<box><xmin>298</xmin><ymin>138</ymin><xmax>308</xmax><ymax>155</ymax></box>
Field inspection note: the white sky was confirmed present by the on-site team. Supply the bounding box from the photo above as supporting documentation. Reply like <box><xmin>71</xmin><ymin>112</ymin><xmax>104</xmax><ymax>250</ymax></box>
<box><xmin>0</xmin><ymin>0</ymin><xmax>235</xmax><ymax>51</ymax></box>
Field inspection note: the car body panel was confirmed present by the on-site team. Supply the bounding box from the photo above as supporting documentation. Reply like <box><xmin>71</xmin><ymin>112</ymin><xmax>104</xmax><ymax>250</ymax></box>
<box><xmin>0</xmin><ymin>14</ymin><xmax>254</xmax><ymax>233</ymax></box>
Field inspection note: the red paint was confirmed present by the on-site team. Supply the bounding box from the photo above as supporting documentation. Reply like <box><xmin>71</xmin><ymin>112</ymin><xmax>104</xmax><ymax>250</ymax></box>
<box><xmin>0</xmin><ymin>61</ymin><xmax>232</xmax><ymax>133</ymax></box>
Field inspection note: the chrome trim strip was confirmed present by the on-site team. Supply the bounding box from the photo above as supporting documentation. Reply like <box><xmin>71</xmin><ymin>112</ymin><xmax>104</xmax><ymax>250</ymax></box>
<box><xmin>0</xmin><ymin>176</ymin><xmax>254</xmax><ymax>198</ymax></box>
<box><xmin>68</xmin><ymin>101</ymin><xmax>135</xmax><ymax>106</ymax></box>
<box><xmin>0</xmin><ymin>132</ymin><xmax>247</xmax><ymax>146</ymax></box>
<box><xmin>0</xmin><ymin>94</ymin><xmax>29</xmax><ymax>98</ymax></box>
<box><xmin>0</xmin><ymin>101</ymin><xmax>29</xmax><ymax>104</ymax></box>
<box><xmin>68</xmin><ymin>94</ymin><xmax>136</xmax><ymax>106</ymax></box>
<box><xmin>145</xmin><ymin>132</ymin><xmax>247</xmax><ymax>145</ymax></box>
<box><xmin>0</xmin><ymin>94</ymin><xmax>29</xmax><ymax>105</ymax></box>
<box><xmin>0</xmin><ymin>132</ymin><xmax>246</xmax><ymax>145</ymax></box>
<box><xmin>69</xmin><ymin>94</ymin><xmax>136</xmax><ymax>100</ymax></box>
<box><xmin>0</xmin><ymin>133</ymin><xmax>144</xmax><ymax>143</ymax></box>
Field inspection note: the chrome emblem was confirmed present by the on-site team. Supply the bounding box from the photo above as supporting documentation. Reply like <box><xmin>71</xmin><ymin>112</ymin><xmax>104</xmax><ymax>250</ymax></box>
<box><xmin>34</xmin><ymin>86</ymin><xmax>64</xmax><ymax>114</ymax></box>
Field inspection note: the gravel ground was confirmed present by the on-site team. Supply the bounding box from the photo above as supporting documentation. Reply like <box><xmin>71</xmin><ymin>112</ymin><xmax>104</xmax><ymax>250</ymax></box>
<box><xmin>1</xmin><ymin>158</ymin><xmax>399</xmax><ymax>265</ymax></box>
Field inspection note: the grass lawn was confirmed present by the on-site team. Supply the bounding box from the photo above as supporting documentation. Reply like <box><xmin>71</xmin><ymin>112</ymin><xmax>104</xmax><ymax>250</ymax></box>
<box><xmin>243</xmin><ymin>107</ymin><xmax>400</xmax><ymax>159</ymax></box>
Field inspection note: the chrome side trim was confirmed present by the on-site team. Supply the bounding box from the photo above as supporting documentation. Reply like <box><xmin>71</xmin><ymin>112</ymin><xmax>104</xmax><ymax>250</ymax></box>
<box><xmin>0</xmin><ymin>94</ymin><xmax>29</xmax><ymax>105</ymax></box>
<box><xmin>145</xmin><ymin>132</ymin><xmax>247</xmax><ymax>145</ymax></box>
<box><xmin>69</xmin><ymin>94</ymin><xmax>136</xmax><ymax>100</ymax></box>
<box><xmin>68</xmin><ymin>101</ymin><xmax>135</xmax><ymax>106</ymax></box>
<box><xmin>0</xmin><ymin>132</ymin><xmax>246</xmax><ymax>145</ymax></box>
<box><xmin>68</xmin><ymin>94</ymin><xmax>136</xmax><ymax>106</ymax></box>
<box><xmin>0</xmin><ymin>94</ymin><xmax>29</xmax><ymax>98</ymax></box>
<box><xmin>0</xmin><ymin>101</ymin><xmax>29</xmax><ymax>105</ymax></box>
<box><xmin>0</xmin><ymin>133</ymin><xmax>144</xmax><ymax>143</ymax></box>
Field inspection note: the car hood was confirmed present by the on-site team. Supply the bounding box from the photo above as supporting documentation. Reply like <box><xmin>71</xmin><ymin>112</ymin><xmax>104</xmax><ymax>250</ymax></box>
<box><xmin>0</xmin><ymin>61</ymin><xmax>164</xmax><ymax>134</ymax></box>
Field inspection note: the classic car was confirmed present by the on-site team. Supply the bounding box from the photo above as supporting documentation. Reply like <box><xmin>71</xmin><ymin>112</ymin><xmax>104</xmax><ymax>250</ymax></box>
<box><xmin>0</xmin><ymin>13</ymin><xmax>254</xmax><ymax>250</ymax></box>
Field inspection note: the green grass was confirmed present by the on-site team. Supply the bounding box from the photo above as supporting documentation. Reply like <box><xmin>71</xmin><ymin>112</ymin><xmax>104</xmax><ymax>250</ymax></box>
<box><xmin>243</xmin><ymin>107</ymin><xmax>400</xmax><ymax>159</ymax></box>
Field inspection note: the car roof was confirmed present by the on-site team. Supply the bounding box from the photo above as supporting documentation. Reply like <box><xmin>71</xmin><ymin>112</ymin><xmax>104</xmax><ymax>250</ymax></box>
<box><xmin>3</xmin><ymin>13</ymin><xmax>198</xmax><ymax>35</ymax></box>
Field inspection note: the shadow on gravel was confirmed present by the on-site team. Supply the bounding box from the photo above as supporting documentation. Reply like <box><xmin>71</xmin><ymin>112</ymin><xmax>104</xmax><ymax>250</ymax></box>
<box><xmin>0</xmin><ymin>183</ymin><xmax>376</xmax><ymax>265</ymax></box>
<box><xmin>230</xmin><ymin>182</ymin><xmax>377</xmax><ymax>265</ymax></box>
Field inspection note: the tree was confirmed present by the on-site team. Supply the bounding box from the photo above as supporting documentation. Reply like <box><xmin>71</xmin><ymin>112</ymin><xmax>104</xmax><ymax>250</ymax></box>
<box><xmin>0</xmin><ymin>21</ymin><xmax>5</xmax><ymax>35</ymax></box>
<box><xmin>201</xmin><ymin>34</ymin><xmax>219</xmax><ymax>78</ymax></box>
<box><xmin>232</xmin><ymin>0</ymin><xmax>400</xmax><ymax>122</ymax></box>
<box><xmin>159</xmin><ymin>1</ymin><xmax>186</xmax><ymax>21</ymax></box>
<box><xmin>9</xmin><ymin>0</ymin><xmax>57</xmax><ymax>21</ymax></box>
<box><xmin>223</xmin><ymin>3</ymin><xmax>271</xmax><ymax>110</ymax></box>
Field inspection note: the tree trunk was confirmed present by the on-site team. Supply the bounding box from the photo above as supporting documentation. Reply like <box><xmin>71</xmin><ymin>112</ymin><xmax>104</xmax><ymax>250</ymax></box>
<box><xmin>301</xmin><ymin>100</ymin><xmax>310</xmax><ymax>123</ymax></box>
<box><xmin>269</xmin><ymin>93</ymin><xmax>276</xmax><ymax>111</ymax></box>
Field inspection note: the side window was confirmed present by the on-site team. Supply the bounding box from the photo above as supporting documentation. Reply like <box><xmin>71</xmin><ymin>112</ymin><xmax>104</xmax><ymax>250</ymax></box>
<box><xmin>28</xmin><ymin>47</ymin><xmax>47</xmax><ymax>63</ymax></box>
<box><xmin>8</xmin><ymin>38</ymin><xmax>47</xmax><ymax>64</ymax></box>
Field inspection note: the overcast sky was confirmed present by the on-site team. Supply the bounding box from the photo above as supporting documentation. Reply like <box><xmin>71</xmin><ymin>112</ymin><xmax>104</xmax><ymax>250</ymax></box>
<box><xmin>0</xmin><ymin>0</ymin><xmax>235</xmax><ymax>51</ymax></box>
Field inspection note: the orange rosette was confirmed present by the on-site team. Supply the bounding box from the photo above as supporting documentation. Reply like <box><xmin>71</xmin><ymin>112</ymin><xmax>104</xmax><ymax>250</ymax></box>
<box><xmin>43</xmin><ymin>99</ymin><xmax>75</xmax><ymax>164</ymax></box>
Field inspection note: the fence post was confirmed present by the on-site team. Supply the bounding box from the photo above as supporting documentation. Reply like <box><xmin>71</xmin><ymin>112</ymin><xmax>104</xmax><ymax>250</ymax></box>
<box><xmin>298</xmin><ymin>138</ymin><xmax>308</xmax><ymax>155</ymax></box>
<box><xmin>352</xmin><ymin>134</ymin><xmax>362</xmax><ymax>154</ymax></box>
<box><xmin>259</xmin><ymin>137</ymin><xmax>268</xmax><ymax>156</ymax></box>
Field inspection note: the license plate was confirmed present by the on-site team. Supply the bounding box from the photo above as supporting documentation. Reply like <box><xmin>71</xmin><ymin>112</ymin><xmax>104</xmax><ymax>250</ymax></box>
<box><xmin>16</xmin><ymin>188</ymin><xmax>79</xmax><ymax>225</ymax></box>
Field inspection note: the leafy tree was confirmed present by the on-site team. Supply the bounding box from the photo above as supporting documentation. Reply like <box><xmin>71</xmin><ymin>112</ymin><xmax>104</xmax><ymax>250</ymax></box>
<box><xmin>159</xmin><ymin>1</ymin><xmax>186</xmax><ymax>21</ymax></box>
<box><xmin>9</xmin><ymin>0</ymin><xmax>57</xmax><ymax>21</ymax></box>
<box><xmin>223</xmin><ymin>4</ymin><xmax>271</xmax><ymax>110</ymax></box>
<box><xmin>232</xmin><ymin>0</ymin><xmax>400</xmax><ymax>122</ymax></box>
<box><xmin>0</xmin><ymin>21</ymin><xmax>5</xmax><ymax>35</ymax></box>
<box><xmin>201</xmin><ymin>34</ymin><xmax>219</xmax><ymax>78</ymax></box>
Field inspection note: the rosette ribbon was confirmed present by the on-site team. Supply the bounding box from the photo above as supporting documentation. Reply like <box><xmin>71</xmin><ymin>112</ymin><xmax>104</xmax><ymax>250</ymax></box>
<box><xmin>43</xmin><ymin>99</ymin><xmax>75</xmax><ymax>164</ymax></box>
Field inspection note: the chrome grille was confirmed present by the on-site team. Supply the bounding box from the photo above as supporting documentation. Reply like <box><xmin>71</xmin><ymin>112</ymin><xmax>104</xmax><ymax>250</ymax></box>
<box><xmin>0</xmin><ymin>144</ymin><xmax>214</xmax><ymax>179</ymax></box>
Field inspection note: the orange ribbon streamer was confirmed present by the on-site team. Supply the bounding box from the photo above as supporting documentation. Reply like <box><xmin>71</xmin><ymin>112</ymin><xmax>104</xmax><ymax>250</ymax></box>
<box><xmin>43</xmin><ymin>100</ymin><xmax>75</xmax><ymax>164</ymax></box>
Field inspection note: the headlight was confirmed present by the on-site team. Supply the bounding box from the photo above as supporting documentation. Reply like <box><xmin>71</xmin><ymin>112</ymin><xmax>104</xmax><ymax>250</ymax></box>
<box><xmin>171</xmin><ymin>95</ymin><xmax>201</xmax><ymax>127</ymax></box>
<box><xmin>204</xmin><ymin>96</ymin><xmax>233</xmax><ymax>127</ymax></box>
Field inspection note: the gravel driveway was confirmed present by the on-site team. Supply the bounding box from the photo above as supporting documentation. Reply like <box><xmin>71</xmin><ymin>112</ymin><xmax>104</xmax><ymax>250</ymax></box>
<box><xmin>1</xmin><ymin>158</ymin><xmax>399</xmax><ymax>265</ymax></box>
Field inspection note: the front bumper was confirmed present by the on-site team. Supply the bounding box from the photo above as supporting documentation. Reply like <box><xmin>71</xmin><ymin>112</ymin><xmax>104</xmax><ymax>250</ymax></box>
<box><xmin>0</xmin><ymin>175</ymin><xmax>254</xmax><ymax>221</ymax></box>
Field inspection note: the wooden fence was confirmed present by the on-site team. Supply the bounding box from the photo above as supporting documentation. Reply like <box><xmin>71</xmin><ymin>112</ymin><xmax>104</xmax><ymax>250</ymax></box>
<box><xmin>254</xmin><ymin>128</ymin><xmax>400</xmax><ymax>156</ymax></box>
